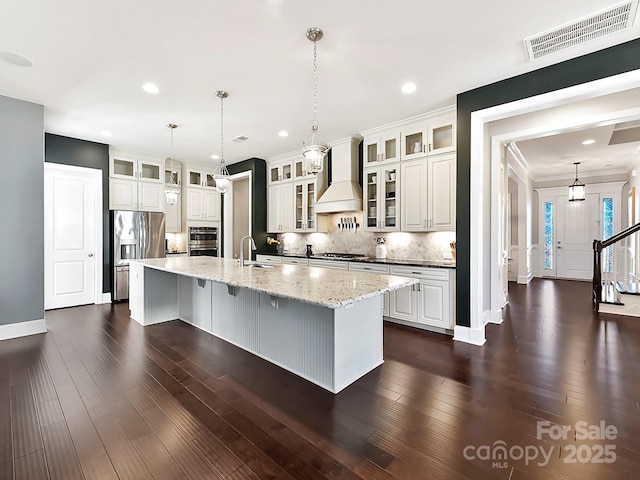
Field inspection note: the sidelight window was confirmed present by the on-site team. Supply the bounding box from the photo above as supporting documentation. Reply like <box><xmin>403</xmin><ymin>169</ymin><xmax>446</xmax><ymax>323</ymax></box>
<box><xmin>544</xmin><ymin>201</ymin><xmax>554</xmax><ymax>270</ymax></box>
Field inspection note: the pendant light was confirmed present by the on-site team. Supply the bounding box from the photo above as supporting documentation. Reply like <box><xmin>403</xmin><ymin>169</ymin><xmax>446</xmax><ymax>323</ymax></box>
<box><xmin>302</xmin><ymin>27</ymin><xmax>329</xmax><ymax>174</ymax></box>
<box><xmin>164</xmin><ymin>124</ymin><xmax>180</xmax><ymax>205</ymax></box>
<box><xmin>213</xmin><ymin>90</ymin><xmax>230</xmax><ymax>194</ymax></box>
<box><xmin>568</xmin><ymin>162</ymin><xmax>586</xmax><ymax>201</ymax></box>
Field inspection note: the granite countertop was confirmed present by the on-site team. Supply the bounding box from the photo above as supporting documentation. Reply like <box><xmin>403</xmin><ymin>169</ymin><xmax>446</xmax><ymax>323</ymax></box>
<box><xmin>261</xmin><ymin>252</ymin><xmax>456</xmax><ymax>269</ymax></box>
<box><xmin>165</xmin><ymin>251</ymin><xmax>188</xmax><ymax>255</ymax></box>
<box><xmin>133</xmin><ymin>257</ymin><xmax>417</xmax><ymax>309</ymax></box>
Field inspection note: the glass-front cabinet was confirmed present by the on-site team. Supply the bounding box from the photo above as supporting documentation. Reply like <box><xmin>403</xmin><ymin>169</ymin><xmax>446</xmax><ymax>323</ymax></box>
<box><xmin>401</xmin><ymin>113</ymin><xmax>455</xmax><ymax>160</ymax></box>
<box><xmin>186</xmin><ymin>168</ymin><xmax>216</xmax><ymax>189</ymax></box>
<box><xmin>110</xmin><ymin>156</ymin><xmax>163</xmax><ymax>183</ymax></box>
<box><xmin>364</xmin><ymin>164</ymin><xmax>400</xmax><ymax>232</ymax></box>
<box><xmin>269</xmin><ymin>159</ymin><xmax>293</xmax><ymax>184</ymax></box>
<box><xmin>363</xmin><ymin>131</ymin><xmax>400</xmax><ymax>165</ymax></box>
<box><xmin>294</xmin><ymin>179</ymin><xmax>327</xmax><ymax>232</ymax></box>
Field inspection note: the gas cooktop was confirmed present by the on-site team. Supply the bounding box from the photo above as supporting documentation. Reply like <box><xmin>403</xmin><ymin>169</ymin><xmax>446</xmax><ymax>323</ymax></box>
<box><xmin>316</xmin><ymin>252</ymin><xmax>367</xmax><ymax>260</ymax></box>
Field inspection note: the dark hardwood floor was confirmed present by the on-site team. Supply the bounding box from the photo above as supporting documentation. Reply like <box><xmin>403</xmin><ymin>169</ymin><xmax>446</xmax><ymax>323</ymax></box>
<box><xmin>2</xmin><ymin>278</ymin><xmax>639</xmax><ymax>479</ymax></box>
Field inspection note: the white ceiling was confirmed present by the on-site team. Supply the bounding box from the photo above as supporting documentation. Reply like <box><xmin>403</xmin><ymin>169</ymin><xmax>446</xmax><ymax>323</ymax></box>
<box><xmin>1</xmin><ymin>0</ymin><xmax>639</xmax><ymax>167</ymax></box>
<box><xmin>516</xmin><ymin>120</ymin><xmax>640</xmax><ymax>180</ymax></box>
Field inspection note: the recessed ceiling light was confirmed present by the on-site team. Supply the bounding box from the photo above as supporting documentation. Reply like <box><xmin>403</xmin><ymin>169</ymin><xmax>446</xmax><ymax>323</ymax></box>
<box><xmin>278</xmin><ymin>130</ymin><xmax>288</xmax><ymax>137</ymax></box>
<box><xmin>401</xmin><ymin>82</ymin><xmax>417</xmax><ymax>94</ymax></box>
<box><xmin>101</xmin><ymin>131</ymin><xmax>112</xmax><ymax>137</ymax></box>
<box><xmin>211</xmin><ymin>154</ymin><xmax>220</xmax><ymax>160</ymax></box>
<box><xmin>142</xmin><ymin>83</ymin><xmax>159</xmax><ymax>94</ymax></box>
<box><xmin>0</xmin><ymin>51</ymin><xmax>34</xmax><ymax>67</ymax></box>
<box><xmin>582</xmin><ymin>139</ymin><xmax>596</xmax><ymax>145</ymax></box>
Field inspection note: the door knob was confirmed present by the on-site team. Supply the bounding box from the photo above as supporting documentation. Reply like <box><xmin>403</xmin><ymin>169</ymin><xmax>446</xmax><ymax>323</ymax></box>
<box><xmin>88</xmin><ymin>253</ymin><xmax>94</xmax><ymax>257</ymax></box>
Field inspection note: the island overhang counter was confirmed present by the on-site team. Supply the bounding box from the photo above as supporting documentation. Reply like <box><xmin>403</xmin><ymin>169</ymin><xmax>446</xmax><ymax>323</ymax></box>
<box><xmin>129</xmin><ymin>257</ymin><xmax>417</xmax><ymax>393</ymax></box>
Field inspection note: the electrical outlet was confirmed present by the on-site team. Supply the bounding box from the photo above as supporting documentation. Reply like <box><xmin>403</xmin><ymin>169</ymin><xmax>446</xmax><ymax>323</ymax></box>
<box><xmin>443</xmin><ymin>252</ymin><xmax>453</xmax><ymax>260</ymax></box>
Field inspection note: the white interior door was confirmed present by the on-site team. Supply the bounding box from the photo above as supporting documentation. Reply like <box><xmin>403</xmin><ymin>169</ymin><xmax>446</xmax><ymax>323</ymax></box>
<box><xmin>45</xmin><ymin>164</ymin><xmax>99</xmax><ymax>309</ymax></box>
<box><xmin>556</xmin><ymin>193</ymin><xmax>599</xmax><ymax>280</ymax></box>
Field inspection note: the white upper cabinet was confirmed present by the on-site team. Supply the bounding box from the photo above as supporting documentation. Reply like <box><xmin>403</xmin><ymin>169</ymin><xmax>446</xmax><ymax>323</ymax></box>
<box><xmin>110</xmin><ymin>155</ymin><xmax>163</xmax><ymax>183</ymax></box>
<box><xmin>401</xmin><ymin>154</ymin><xmax>455</xmax><ymax>232</ymax></box>
<box><xmin>400</xmin><ymin>159</ymin><xmax>428</xmax><ymax>231</ymax></box>
<box><xmin>268</xmin><ymin>158</ymin><xmax>293</xmax><ymax>184</ymax></box>
<box><xmin>363</xmin><ymin>130</ymin><xmax>400</xmax><ymax>166</ymax></box>
<box><xmin>427</xmin><ymin>153</ymin><xmax>456</xmax><ymax>231</ymax></box>
<box><xmin>268</xmin><ymin>182</ymin><xmax>294</xmax><ymax>232</ymax></box>
<box><xmin>427</xmin><ymin>113</ymin><xmax>456</xmax><ymax>155</ymax></box>
<box><xmin>363</xmin><ymin>164</ymin><xmax>400</xmax><ymax>232</ymax></box>
<box><xmin>400</xmin><ymin>109</ymin><xmax>456</xmax><ymax>160</ymax></box>
<box><xmin>185</xmin><ymin>167</ymin><xmax>216</xmax><ymax>189</ymax></box>
<box><xmin>183</xmin><ymin>164</ymin><xmax>220</xmax><ymax>224</ymax></box>
<box><xmin>266</xmin><ymin>151</ymin><xmax>327</xmax><ymax>233</ymax></box>
<box><xmin>109</xmin><ymin>149</ymin><xmax>165</xmax><ymax>212</ymax></box>
<box><xmin>294</xmin><ymin>179</ymin><xmax>327</xmax><ymax>232</ymax></box>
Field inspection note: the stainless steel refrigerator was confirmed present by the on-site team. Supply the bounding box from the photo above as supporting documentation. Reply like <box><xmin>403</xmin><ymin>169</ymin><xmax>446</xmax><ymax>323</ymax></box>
<box><xmin>112</xmin><ymin>210</ymin><xmax>165</xmax><ymax>301</ymax></box>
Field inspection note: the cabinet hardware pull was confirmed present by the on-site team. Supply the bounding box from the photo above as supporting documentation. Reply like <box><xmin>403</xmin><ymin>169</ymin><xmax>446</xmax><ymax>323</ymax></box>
<box><xmin>428</xmin><ymin>143</ymin><xmax>432</xmax><ymax>152</ymax></box>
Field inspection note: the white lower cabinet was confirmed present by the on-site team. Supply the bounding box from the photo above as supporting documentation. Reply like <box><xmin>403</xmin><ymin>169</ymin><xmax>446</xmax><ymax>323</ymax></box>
<box><xmin>308</xmin><ymin>259</ymin><xmax>348</xmax><ymax>270</ymax></box>
<box><xmin>389</xmin><ymin>265</ymin><xmax>454</xmax><ymax>330</ymax></box>
<box><xmin>282</xmin><ymin>257</ymin><xmax>309</xmax><ymax>266</ymax></box>
<box><xmin>255</xmin><ymin>255</ymin><xmax>283</xmax><ymax>265</ymax></box>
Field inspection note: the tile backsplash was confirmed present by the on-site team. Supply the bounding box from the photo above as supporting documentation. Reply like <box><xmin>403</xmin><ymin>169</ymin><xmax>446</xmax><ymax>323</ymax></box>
<box><xmin>277</xmin><ymin>212</ymin><xmax>455</xmax><ymax>261</ymax></box>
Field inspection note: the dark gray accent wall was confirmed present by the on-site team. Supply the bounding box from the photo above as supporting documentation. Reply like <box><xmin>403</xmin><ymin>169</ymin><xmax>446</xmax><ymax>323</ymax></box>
<box><xmin>0</xmin><ymin>96</ymin><xmax>44</xmax><ymax>325</ymax></box>
<box><xmin>456</xmin><ymin>38</ymin><xmax>640</xmax><ymax>328</ymax></box>
<box><xmin>44</xmin><ymin>134</ymin><xmax>110</xmax><ymax>293</ymax></box>
<box><xmin>227</xmin><ymin>158</ymin><xmax>268</xmax><ymax>258</ymax></box>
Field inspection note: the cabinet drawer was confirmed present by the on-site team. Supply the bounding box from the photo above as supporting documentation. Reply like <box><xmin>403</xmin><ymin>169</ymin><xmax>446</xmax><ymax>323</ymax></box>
<box><xmin>308</xmin><ymin>259</ymin><xmax>348</xmax><ymax>270</ymax></box>
<box><xmin>348</xmin><ymin>262</ymin><xmax>390</xmax><ymax>274</ymax></box>
<box><xmin>255</xmin><ymin>255</ymin><xmax>283</xmax><ymax>264</ymax></box>
<box><xmin>390</xmin><ymin>265</ymin><xmax>450</xmax><ymax>280</ymax></box>
<box><xmin>282</xmin><ymin>257</ymin><xmax>309</xmax><ymax>266</ymax></box>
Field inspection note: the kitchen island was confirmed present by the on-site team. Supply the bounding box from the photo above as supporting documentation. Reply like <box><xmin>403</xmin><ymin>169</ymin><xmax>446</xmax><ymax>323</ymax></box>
<box><xmin>129</xmin><ymin>256</ymin><xmax>417</xmax><ymax>393</ymax></box>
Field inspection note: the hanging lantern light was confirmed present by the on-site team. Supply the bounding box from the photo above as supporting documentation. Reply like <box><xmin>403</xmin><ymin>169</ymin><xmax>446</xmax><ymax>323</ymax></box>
<box><xmin>302</xmin><ymin>27</ymin><xmax>329</xmax><ymax>174</ymax></box>
<box><xmin>213</xmin><ymin>90</ymin><xmax>231</xmax><ymax>194</ymax></box>
<box><xmin>568</xmin><ymin>162</ymin><xmax>586</xmax><ymax>201</ymax></box>
<box><xmin>164</xmin><ymin>124</ymin><xmax>179</xmax><ymax>205</ymax></box>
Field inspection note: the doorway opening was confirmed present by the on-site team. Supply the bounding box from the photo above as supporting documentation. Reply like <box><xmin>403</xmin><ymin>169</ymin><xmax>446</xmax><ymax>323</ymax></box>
<box><xmin>223</xmin><ymin>171</ymin><xmax>253</xmax><ymax>261</ymax></box>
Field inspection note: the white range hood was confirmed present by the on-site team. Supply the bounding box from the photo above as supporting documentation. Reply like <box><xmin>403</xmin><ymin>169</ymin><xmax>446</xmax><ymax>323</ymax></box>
<box><xmin>315</xmin><ymin>137</ymin><xmax>362</xmax><ymax>213</ymax></box>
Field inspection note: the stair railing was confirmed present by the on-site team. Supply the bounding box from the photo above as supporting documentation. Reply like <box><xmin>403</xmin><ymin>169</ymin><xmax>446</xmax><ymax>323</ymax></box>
<box><xmin>593</xmin><ymin>222</ymin><xmax>640</xmax><ymax>311</ymax></box>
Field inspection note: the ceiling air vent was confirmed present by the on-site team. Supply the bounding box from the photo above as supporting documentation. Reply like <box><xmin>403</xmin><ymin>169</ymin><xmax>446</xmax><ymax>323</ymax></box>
<box><xmin>524</xmin><ymin>1</ymin><xmax>639</xmax><ymax>61</ymax></box>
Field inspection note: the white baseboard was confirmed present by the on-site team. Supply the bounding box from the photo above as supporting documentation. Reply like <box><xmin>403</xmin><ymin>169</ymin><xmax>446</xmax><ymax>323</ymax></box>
<box><xmin>453</xmin><ymin>325</ymin><xmax>486</xmax><ymax>346</ymax></box>
<box><xmin>100</xmin><ymin>293</ymin><xmax>112</xmax><ymax>304</ymax></box>
<box><xmin>517</xmin><ymin>271</ymin><xmax>533</xmax><ymax>284</ymax></box>
<box><xmin>489</xmin><ymin>308</ymin><xmax>503</xmax><ymax>324</ymax></box>
<box><xmin>0</xmin><ymin>319</ymin><xmax>47</xmax><ymax>341</ymax></box>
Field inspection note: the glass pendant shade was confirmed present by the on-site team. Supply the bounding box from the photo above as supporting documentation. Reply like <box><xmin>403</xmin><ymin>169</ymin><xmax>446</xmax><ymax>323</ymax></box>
<box><xmin>165</xmin><ymin>179</ymin><xmax>179</xmax><ymax>205</ymax></box>
<box><xmin>214</xmin><ymin>164</ymin><xmax>230</xmax><ymax>195</ymax></box>
<box><xmin>568</xmin><ymin>162</ymin><xmax>586</xmax><ymax>201</ymax></box>
<box><xmin>303</xmin><ymin>125</ymin><xmax>328</xmax><ymax>174</ymax></box>
<box><xmin>164</xmin><ymin>124</ymin><xmax>180</xmax><ymax>204</ymax></box>
<box><xmin>568</xmin><ymin>181</ymin><xmax>586</xmax><ymax>201</ymax></box>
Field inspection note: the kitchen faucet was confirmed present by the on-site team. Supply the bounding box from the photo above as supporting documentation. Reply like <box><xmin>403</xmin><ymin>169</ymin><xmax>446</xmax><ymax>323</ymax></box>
<box><xmin>239</xmin><ymin>236</ymin><xmax>256</xmax><ymax>266</ymax></box>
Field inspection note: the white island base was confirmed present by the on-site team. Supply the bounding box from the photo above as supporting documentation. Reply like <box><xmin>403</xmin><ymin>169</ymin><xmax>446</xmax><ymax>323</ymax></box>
<box><xmin>129</xmin><ymin>262</ymin><xmax>384</xmax><ymax>393</ymax></box>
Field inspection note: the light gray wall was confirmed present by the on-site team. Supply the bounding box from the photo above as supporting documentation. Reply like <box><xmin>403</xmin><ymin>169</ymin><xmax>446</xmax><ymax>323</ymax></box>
<box><xmin>233</xmin><ymin>177</ymin><xmax>250</xmax><ymax>260</ymax></box>
<box><xmin>0</xmin><ymin>95</ymin><xmax>44</xmax><ymax>325</ymax></box>
<box><xmin>508</xmin><ymin>178</ymin><xmax>518</xmax><ymax>246</ymax></box>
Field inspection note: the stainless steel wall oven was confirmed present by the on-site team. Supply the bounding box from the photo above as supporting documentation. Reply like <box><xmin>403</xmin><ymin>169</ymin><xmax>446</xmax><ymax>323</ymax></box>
<box><xmin>188</xmin><ymin>226</ymin><xmax>218</xmax><ymax>257</ymax></box>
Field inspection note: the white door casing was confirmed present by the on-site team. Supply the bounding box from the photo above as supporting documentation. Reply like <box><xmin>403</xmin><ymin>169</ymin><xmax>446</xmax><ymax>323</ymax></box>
<box><xmin>45</xmin><ymin>163</ymin><xmax>102</xmax><ymax>309</ymax></box>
